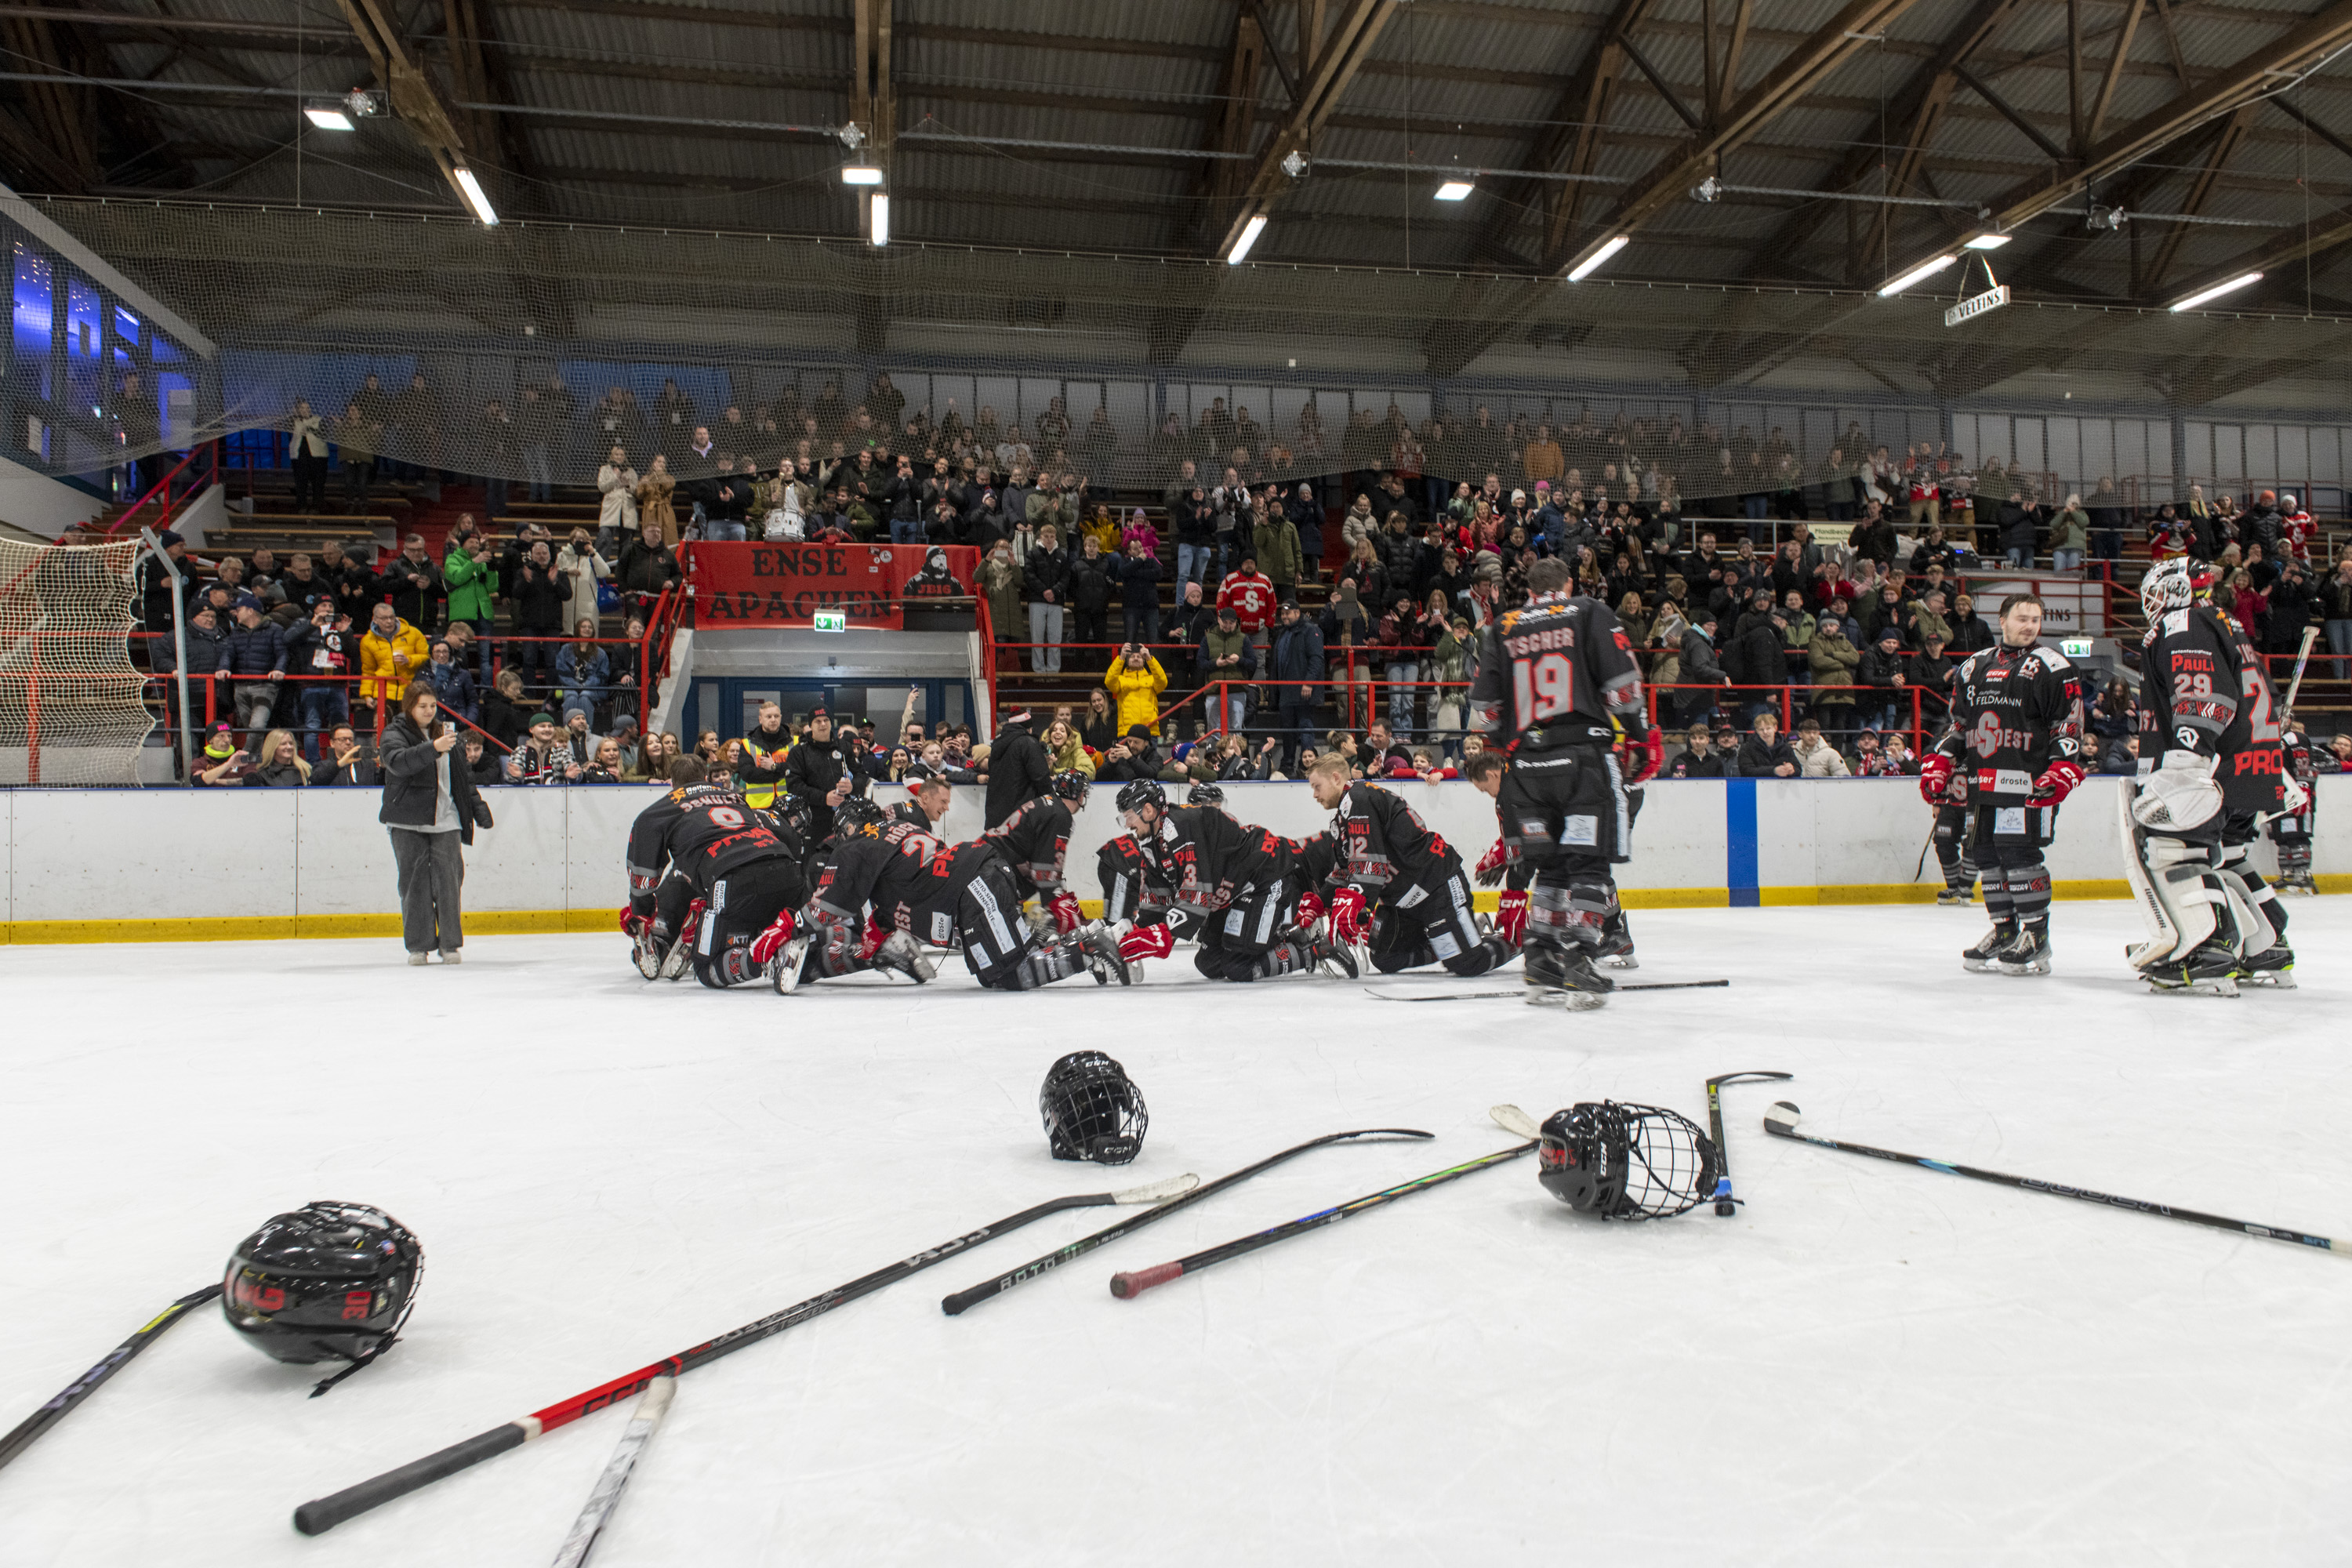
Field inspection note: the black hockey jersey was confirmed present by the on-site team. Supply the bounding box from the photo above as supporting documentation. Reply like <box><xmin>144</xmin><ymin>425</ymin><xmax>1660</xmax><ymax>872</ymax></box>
<box><xmin>1138</xmin><ymin>806</ymin><xmax>1290</xmax><ymax>920</ymax></box>
<box><xmin>1933</xmin><ymin>642</ymin><xmax>2082</xmax><ymax>804</ymax></box>
<box><xmin>1294</xmin><ymin>782</ymin><xmax>1457</xmax><ymax>894</ymax></box>
<box><xmin>809</xmin><ymin>818</ymin><xmax>950</xmax><ymax>931</ymax></box>
<box><xmin>1468</xmin><ymin>593</ymin><xmax>1648</xmax><ymax>752</ymax></box>
<box><xmin>1098</xmin><ymin>834</ymin><xmax>1172</xmax><ymax>924</ymax></box>
<box><xmin>981</xmin><ymin>794</ymin><xmax>1073</xmax><ymax>898</ymax></box>
<box><xmin>626</xmin><ymin>784</ymin><xmax>798</xmax><ymax>911</ymax></box>
<box><xmin>2135</xmin><ymin>602</ymin><xmax>2284</xmax><ymax>812</ymax></box>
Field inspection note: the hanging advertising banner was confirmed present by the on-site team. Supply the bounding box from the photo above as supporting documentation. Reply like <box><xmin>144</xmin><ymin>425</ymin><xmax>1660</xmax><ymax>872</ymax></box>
<box><xmin>688</xmin><ymin>543</ymin><xmax>978</xmax><ymax>629</ymax></box>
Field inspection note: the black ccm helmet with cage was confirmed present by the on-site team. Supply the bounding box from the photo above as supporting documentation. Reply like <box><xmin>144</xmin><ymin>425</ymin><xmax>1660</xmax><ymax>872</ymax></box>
<box><xmin>1537</xmin><ymin>1102</ymin><xmax>1719</xmax><ymax>1221</ymax></box>
<box><xmin>1039</xmin><ymin>1051</ymin><xmax>1149</xmax><ymax>1165</ymax></box>
<box><xmin>222</xmin><ymin>1201</ymin><xmax>422</xmax><ymax>1393</ymax></box>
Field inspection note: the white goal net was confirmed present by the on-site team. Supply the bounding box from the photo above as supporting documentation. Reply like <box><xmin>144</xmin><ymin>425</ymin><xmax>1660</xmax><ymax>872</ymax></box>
<box><xmin>0</xmin><ymin>537</ymin><xmax>154</xmax><ymax>786</ymax></box>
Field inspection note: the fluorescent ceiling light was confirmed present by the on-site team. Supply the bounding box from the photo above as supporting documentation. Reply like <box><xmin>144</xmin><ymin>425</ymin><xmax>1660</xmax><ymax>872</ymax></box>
<box><xmin>303</xmin><ymin>106</ymin><xmax>354</xmax><ymax>132</ymax></box>
<box><xmin>452</xmin><ymin>167</ymin><xmax>498</xmax><ymax>227</ymax></box>
<box><xmin>1566</xmin><ymin>234</ymin><xmax>1628</xmax><ymax>282</ymax></box>
<box><xmin>2169</xmin><ymin>271</ymin><xmax>2262</xmax><ymax>312</ymax></box>
<box><xmin>1962</xmin><ymin>232</ymin><xmax>2012</xmax><ymax>250</ymax></box>
<box><xmin>1434</xmin><ymin>180</ymin><xmax>1475</xmax><ymax>201</ymax></box>
<box><xmin>1877</xmin><ymin>253</ymin><xmax>1957</xmax><ymax>296</ymax></box>
<box><xmin>1226</xmin><ymin>212</ymin><xmax>1268</xmax><ymax>265</ymax></box>
<box><xmin>840</xmin><ymin>164</ymin><xmax>884</xmax><ymax>186</ymax></box>
<box><xmin>869</xmin><ymin>192</ymin><xmax>890</xmax><ymax>247</ymax></box>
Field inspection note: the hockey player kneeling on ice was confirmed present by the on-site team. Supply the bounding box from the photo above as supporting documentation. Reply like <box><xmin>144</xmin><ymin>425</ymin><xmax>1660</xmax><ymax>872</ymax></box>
<box><xmin>1112</xmin><ymin>778</ymin><xmax>1353</xmax><ymax>982</ymax></box>
<box><xmin>2123</xmin><ymin>558</ymin><xmax>2298</xmax><ymax>995</ymax></box>
<box><xmin>982</xmin><ymin>770</ymin><xmax>1093</xmax><ymax>937</ymax></box>
<box><xmin>1918</xmin><ymin>593</ymin><xmax>2083</xmax><ymax>978</ymax></box>
<box><xmin>1466</xmin><ymin>557</ymin><xmax>1661</xmax><ymax>1007</ymax></box>
<box><xmin>622</xmin><ymin>756</ymin><xmax>814</xmax><ymax>989</ymax></box>
<box><xmin>1298</xmin><ymin>753</ymin><xmax>1512</xmax><ymax>977</ymax></box>
<box><xmin>802</xmin><ymin>797</ymin><xmax>1127</xmax><ymax>993</ymax></box>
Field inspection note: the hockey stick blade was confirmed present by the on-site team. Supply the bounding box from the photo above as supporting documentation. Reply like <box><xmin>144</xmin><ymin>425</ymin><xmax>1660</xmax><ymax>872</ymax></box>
<box><xmin>1705</xmin><ymin>1071</ymin><xmax>1794</xmax><ymax>1217</ymax></box>
<box><xmin>1109</xmin><ymin>1138</ymin><xmax>1540</xmax><ymax>1300</ymax></box>
<box><xmin>0</xmin><ymin>1283</ymin><xmax>221</xmax><ymax>1474</ymax></box>
<box><xmin>1366</xmin><ymin>979</ymin><xmax>1728</xmax><ymax>1002</ymax></box>
<box><xmin>1763</xmin><ymin>1102</ymin><xmax>2345</xmax><ymax>1258</ymax></box>
<box><xmin>1490</xmin><ymin>1104</ymin><xmax>1541</xmax><ymax>1140</ymax></box>
<box><xmin>292</xmin><ymin>1175</ymin><xmax>1196</xmax><ymax>1536</ymax></box>
<box><xmin>939</xmin><ymin>1128</ymin><xmax>1432</xmax><ymax>1316</ymax></box>
<box><xmin>550</xmin><ymin>1373</ymin><xmax>674</xmax><ymax>1568</ymax></box>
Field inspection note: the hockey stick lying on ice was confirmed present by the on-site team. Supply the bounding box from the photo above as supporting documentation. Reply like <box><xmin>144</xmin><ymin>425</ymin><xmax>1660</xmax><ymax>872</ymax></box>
<box><xmin>292</xmin><ymin>1173</ymin><xmax>1200</xmax><ymax>1536</ymax></box>
<box><xmin>1763</xmin><ymin>1102</ymin><xmax>2343</xmax><ymax>1258</ymax></box>
<box><xmin>1110</xmin><ymin>1109</ymin><xmax>1537</xmax><ymax>1300</ymax></box>
<box><xmin>1365</xmin><ymin>979</ymin><xmax>1728</xmax><ymax>1002</ymax></box>
<box><xmin>0</xmin><ymin>1283</ymin><xmax>221</xmax><ymax>1474</ymax></box>
<box><xmin>941</xmin><ymin>1127</ymin><xmax>1431</xmax><ymax>1315</ymax></box>
<box><xmin>550</xmin><ymin>1373</ymin><xmax>673</xmax><ymax>1568</ymax></box>
<box><xmin>1706</xmin><ymin>1071</ymin><xmax>1793</xmax><ymax>1217</ymax></box>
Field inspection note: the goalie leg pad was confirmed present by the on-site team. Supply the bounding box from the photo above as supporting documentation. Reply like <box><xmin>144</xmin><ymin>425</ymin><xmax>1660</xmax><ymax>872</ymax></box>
<box><xmin>2125</xmin><ymin>830</ymin><xmax>2221</xmax><ymax>971</ymax></box>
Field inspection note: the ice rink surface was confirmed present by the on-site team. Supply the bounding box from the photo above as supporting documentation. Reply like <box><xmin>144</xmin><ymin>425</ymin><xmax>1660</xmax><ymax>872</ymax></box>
<box><xmin>2</xmin><ymin>902</ymin><xmax>2347</xmax><ymax>1567</ymax></box>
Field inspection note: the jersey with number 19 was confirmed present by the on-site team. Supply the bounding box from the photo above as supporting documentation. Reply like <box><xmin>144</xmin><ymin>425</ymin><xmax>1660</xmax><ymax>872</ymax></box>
<box><xmin>1467</xmin><ymin>593</ymin><xmax>1648</xmax><ymax>752</ymax></box>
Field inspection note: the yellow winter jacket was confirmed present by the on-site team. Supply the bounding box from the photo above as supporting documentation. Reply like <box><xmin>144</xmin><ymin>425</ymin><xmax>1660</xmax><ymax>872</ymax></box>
<box><xmin>360</xmin><ymin>621</ymin><xmax>430</xmax><ymax>706</ymax></box>
<box><xmin>1103</xmin><ymin>654</ymin><xmax>1168</xmax><ymax>736</ymax></box>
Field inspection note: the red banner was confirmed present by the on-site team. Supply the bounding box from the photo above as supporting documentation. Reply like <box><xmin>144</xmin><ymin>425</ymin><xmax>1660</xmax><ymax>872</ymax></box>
<box><xmin>688</xmin><ymin>543</ymin><xmax>978</xmax><ymax>630</ymax></box>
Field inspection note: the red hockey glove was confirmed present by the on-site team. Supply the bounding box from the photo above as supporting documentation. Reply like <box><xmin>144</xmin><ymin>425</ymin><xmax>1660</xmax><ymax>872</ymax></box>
<box><xmin>1494</xmin><ymin>889</ymin><xmax>1529</xmax><ymax>948</ymax></box>
<box><xmin>619</xmin><ymin>908</ymin><xmax>651</xmax><ymax>939</ymax></box>
<box><xmin>1294</xmin><ymin>889</ymin><xmax>1327</xmax><ymax>928</ymax></box>
<box><xmin>1621</xmin><ymin>727</ymin><xmax>1664</xmax><ymax>786</ymax></box>
<box><xmin>1328</xmin><ymin>885</ymin><xmax>1368</xmax><ymax>946</ymax></box>
<box><xmin>1473</xmin><ymin>838</ymin><xmax>1509</xmax><ymax>887</ymax></box>
<box><xmin>1047</xmin><ymin>891</ymin><xmax>1083</xmax><ymax>935</ymax></box>
<box><xmin>2028</xmin><ymin>757</ymin><xmax>2085</xmax><ymax>808</ymax></box>
<box><xmin>1918</xmin><ymin>753</ymin><xmax>1956</xmax><ymax>804</ymax></box>
<box><xmin>748</xmin><ymin>909</ymin><xmax>798</xmax><ymax>965</ymax></box>
<box><xmin>1118</xmin><ymin>922</ymin><xmax>1176</xmax><ymax>964</ymax></box>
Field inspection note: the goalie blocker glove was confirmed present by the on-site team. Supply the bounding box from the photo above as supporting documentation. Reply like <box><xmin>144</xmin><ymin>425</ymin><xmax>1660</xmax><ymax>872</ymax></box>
<box><xmin>223</xmin><ymin>1202</ymin><xmax>423</xmax><ymax>1395</ymax></box>
<box><xmin>1039</xmin><ymin>1051</ymin><xmax>1147</xmax><ymax>1165</ymax></box>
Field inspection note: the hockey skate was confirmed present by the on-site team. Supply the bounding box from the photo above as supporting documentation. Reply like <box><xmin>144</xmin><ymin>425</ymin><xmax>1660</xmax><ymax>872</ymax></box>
<box><xmin>1595</xmin><ymin>912</ymin><xmax>1639</xmax><ymax>969</ymax></box>
<box><xmin>1935</xmin><ymin>884</ymin><xmax>1976</xmax><ymax>906</ymax></box>
<box><xmin>1299</xmin><ymin>925</ymin><xmax>1359</xmax><ymax>979</ymax></box>
<box><xmin>633</xmin><ymin>932</ymin><xmax>665</xmax><ymax>980</ymax></box>
<box><xmin>767</xmin><ymin>932</ymin><xmax>812</xmax><ymax>995</ymax></box>
<box><xmin>2238</xmin><ymin>942</ymin><xmax>2297</xmax><ymax>989</ymax></box>
<box><xmin>658</xmin><ymin>921</ymin><xmax>700</xmax><ymax>982</ymax></box>
<box><xmin>1993</xmin><ymin>925</ymin><xmax>2051</xmax><ymax>976</ymax></box>
<box><xmin>1962</xmin><ymin>923</ymin><xmax>2018</xmax><ymax>973</ymax></box>
<box><xmin>1523</xmin><ymin>941</ymin><xmax>1611</xmax><ymax>1011</ymax></box>
<box><xmin>2281</xmin><ymin>872</ymin><xmax>2319</xmax><ymax>897</ymax></box>
<box><xmin>2140</xmin><ymin>938</ymin><xmax>2241</xmax><ymax>997</ymax></box>
<box><xmin>871</xmin><ymin>930</ymin><xmax>938</xmax><ymax>984</ymax></box>
<box><xmin>1079</xmin><ymin>922</ymin><xmax>1134</xmax><ymax>985</ymax></box>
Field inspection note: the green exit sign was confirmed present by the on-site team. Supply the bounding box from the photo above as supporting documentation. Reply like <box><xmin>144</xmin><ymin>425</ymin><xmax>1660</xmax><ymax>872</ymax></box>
<box><xmin>812</xmin><ymin>610</ymin><xmax>848</xmax><ymax>633</ymax></box>
<box><xmin>2060</xmin><ymin>637</ymin><xmax>2092</xmax><ymax>658</ymax></box>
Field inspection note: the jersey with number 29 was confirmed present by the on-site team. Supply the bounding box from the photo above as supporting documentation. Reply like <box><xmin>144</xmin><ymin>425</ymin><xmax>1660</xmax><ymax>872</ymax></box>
<box><xmin>1468</xmin><ymin>593</ymin><xmax>1647</xmax><ymax>751</ymax></box>
<box><xmin>2136</xmin><ymin>602</ymin><xmax>2283</xmax><ymax>814</ymax></box>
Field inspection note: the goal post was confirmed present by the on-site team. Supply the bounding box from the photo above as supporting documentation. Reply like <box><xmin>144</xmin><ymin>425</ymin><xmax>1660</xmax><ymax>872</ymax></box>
<box><xmin>0</xmin><ymin>536</ymin><xmax>154</xmax><ymax>786</ymax></box>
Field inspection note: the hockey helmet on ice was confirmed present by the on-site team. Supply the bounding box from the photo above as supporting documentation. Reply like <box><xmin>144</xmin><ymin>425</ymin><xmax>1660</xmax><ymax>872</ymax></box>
<box><xmin>1039</xmin><ymin>1051</ymin><xmax>1148</xmax><ymax>1165</ymax></box>
<box><xmin>223</xmin><ymin>1202</ymin><xmax>422</xmax><ymax>1386</ymax></box>
<box><xmin>1537</xmin><ymin>1103</ymin><xmax>1719</xmax><ymax>1221</ymax></box>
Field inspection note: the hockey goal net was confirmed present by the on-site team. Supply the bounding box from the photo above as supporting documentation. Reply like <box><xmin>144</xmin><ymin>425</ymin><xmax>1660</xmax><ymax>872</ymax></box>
<box><xmin>0</xmin><ymin>537</ymin><xmax>153</xmax><ymax>786</ymax></box>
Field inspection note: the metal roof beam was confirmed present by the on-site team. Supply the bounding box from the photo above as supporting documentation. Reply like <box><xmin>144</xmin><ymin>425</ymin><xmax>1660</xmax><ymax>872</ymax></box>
<box><xmin>336</xmin><ymin>0</ymin><xmax>479</xmax><ymax>216</ymax></box>
<box><xmin>1213</xmin><ymin>0</ymin><xmax>1395</xmax><ymax>258</ymax></box>
<box><xmin>2139</xmin><ymin>102</ymin><xmax>2255</xmax><ymax>294</ymax></box>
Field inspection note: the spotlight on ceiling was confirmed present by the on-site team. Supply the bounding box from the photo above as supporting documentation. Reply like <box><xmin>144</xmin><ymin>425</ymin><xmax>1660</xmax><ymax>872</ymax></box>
<box><xmin>303</xmin><ymin>105</ymin><xmax>354</xmax><ymax>132</ymax></box>
<box><xmin>841</xmin><ymin>165</ymin><xmax>884</xmax><ymax>186</ymax></box>
<box><xmin>1434</xmin><ymin>179</ymin><xmax>1475</xmax><ymax>201</ymax></box>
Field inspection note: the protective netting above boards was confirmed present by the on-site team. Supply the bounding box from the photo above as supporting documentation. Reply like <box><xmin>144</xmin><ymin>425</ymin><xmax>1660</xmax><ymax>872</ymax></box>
<box><xmin>31</xmin><ymin>198</ymin><xmax>2352</xmax><ymax>507</ymax></box>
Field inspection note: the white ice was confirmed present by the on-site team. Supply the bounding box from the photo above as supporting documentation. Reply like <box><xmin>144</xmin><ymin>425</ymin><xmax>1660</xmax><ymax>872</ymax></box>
<box><xmin>2</xmin><ymin>903</ymin><xmax>2347</xmax><ymax>1566</ymax></box>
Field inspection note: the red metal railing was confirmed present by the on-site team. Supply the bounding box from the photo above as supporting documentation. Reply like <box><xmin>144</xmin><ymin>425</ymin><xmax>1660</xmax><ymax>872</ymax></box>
<box><xmin>103</xmin><ymin>441</ymin><xmax>222</xmax><ymax>539</ymax></box>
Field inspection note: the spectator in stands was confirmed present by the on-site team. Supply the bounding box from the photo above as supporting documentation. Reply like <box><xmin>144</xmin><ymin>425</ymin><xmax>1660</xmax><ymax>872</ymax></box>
<box><xmin>1721</xmin><ymin>603</ymin><xmax>1784</xmax><ymax>724</ymax></box>
<box><xmin>1667</xmin><ymin>727</ymin><xmax>1723</xmax><ymax>778</ymax></box>
<box><xmin>557</xmin><ymin>528</ymin><xmax>611</xmax><ymax>623</ymax></box>
<box><xmin>1117</xmin><ymin>538</ymin><xmax>1163</xmax><ymax>647</ymax></box>
<box><xmin>381</xmin><ymin>534</ymin><xmax>439</xmax><ymax>633</ymax></box>
<box><xmin>554</xmin><ymin>618</ymin><xmax>608</xmax><ymax>724</ymax></box>
<box><xmin>1738</xmin><ymin>713</ymin><xmax>1798</xmax><ymax>777</ymax></box>
<box><xmin>464</xmin><ymin>732</ymin><xmax>503</xmax><ymax>786</ymax></box>
<box><xmin>2099</xmin><ymin>728</ymin><xmax>2140</xmax><ymax>775</ymax></box>
<box><xmin>420</xmin><ymin>636</ymin><xmax>477</xmax><ymax>726</ymax></box>
<box><xmin>282</xmin><ymin>599</ymin><xmax>354</xmax><ymax>758</ymax></box>
<box><xmin>617</xmin><ymin>517</ymin><xmax>681</xmax><ymax>617</ymax></box>
<box><xmin>1044</xmin><ymin>715</ymin><xmax>1094</xmax><ymax>778</ymax></box>
<box><xmin>1065</xmin><ymin>533</ymin><xmax>1116</xmax><ymax>671</ymax></box>
<box><xmin>1791</xmin><ymin>717</ymin><xmax>1849</xmax><ymax>777</ymax></box>
<box><xmin>288</xmin><ymin>400</ymin><xmax>329</xmax><ymax>511</ymax></box>
<box><xmin>336</xmin><ymin>401</ymin><xmax>379</xmax><ymax>509</ymax></box>
<box><xmin>480</xmin><ymin>667</ymin><xmax>532</xmax><ymax>752</ymax></box>
<box><xmin>218</xmin><ymin>595</ymin><xmax>288</xmax><ymax>741</ymax></box>
<box><xmin>1198</xmin><ymin>604</ymin><xmax>1256</xmax><ymax>735</ymax></box>
<box><xmin>380</xmin><ymin>679</ymin><xmax>493</xmax><ymax>964</ymax></box>
<box><xmin>191</xmin><ymin>720</ymin><xmax>256</xmax><ymax>786</ymax></box>
<box><xmin>1098</xmin><ymin>724</ymin><xmax>1177</xmax><ymax>783</ymax></box>
<box><xmin>1807</xmin><ymin>614</ymin><xmax>1859</xmax><ymax>731</ymax></box>
<box><xmin>1020</xmin><ymin>522</ymin><xmax>1069</xmax><ymax>674</ymax></box>
<box><xmin>507</xmin><ymin>539</ymin><xmax>572</xmax><ymax>693</ymax></box>
<box><xmin>596</xmin><ymin>448</ymin><xmax>640</xmax><ymax>554</ymax></box>
<box><xmin>247</xmin><ymin>729</ymin><xmax>312</xmax><ymax>787</ymax></box>
<box><xmin>309</xmin><ymin>723</ymin><xmax>376</xmax><ymax>787</ymax></box>
<box><xmin>1856</xmin><ymin>626</ymin><xmax>1909</xmax><ymax>731</ymax></box>
<box><xmin>1370</xmin><ymin>593</ymin><xmax>1424</xmax><ymax>739</ymax></box>
<box><xmin>1080</xmin><ymin>687</ymin><xmax>1119</xmax><ymax>756</ymax></box>
<box><xmin>1105</xmin><ymin>643</ymin><xmax>1168</xmax><ymax>738</ymax></box>
<box><xmin>506</xmin><ymin>713</ymin><xmax>582</xmax><ymax>785</ymax></box>
<box><xmin>437</xmin><ymin>529</ymin><xmax>495</xmax><ymax>681</ymax></box>
<box><xmin>580</xmin><ymin>738</ymin><xmax>626</xmax><ymax>784</ymax></box>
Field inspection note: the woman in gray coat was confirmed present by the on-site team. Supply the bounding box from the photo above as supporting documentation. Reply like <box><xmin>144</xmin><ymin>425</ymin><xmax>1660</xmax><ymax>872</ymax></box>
<box><xmin>379</xmin><ymin>679</ymin><xmax>495</xmax><ymax>964</ymax></box>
